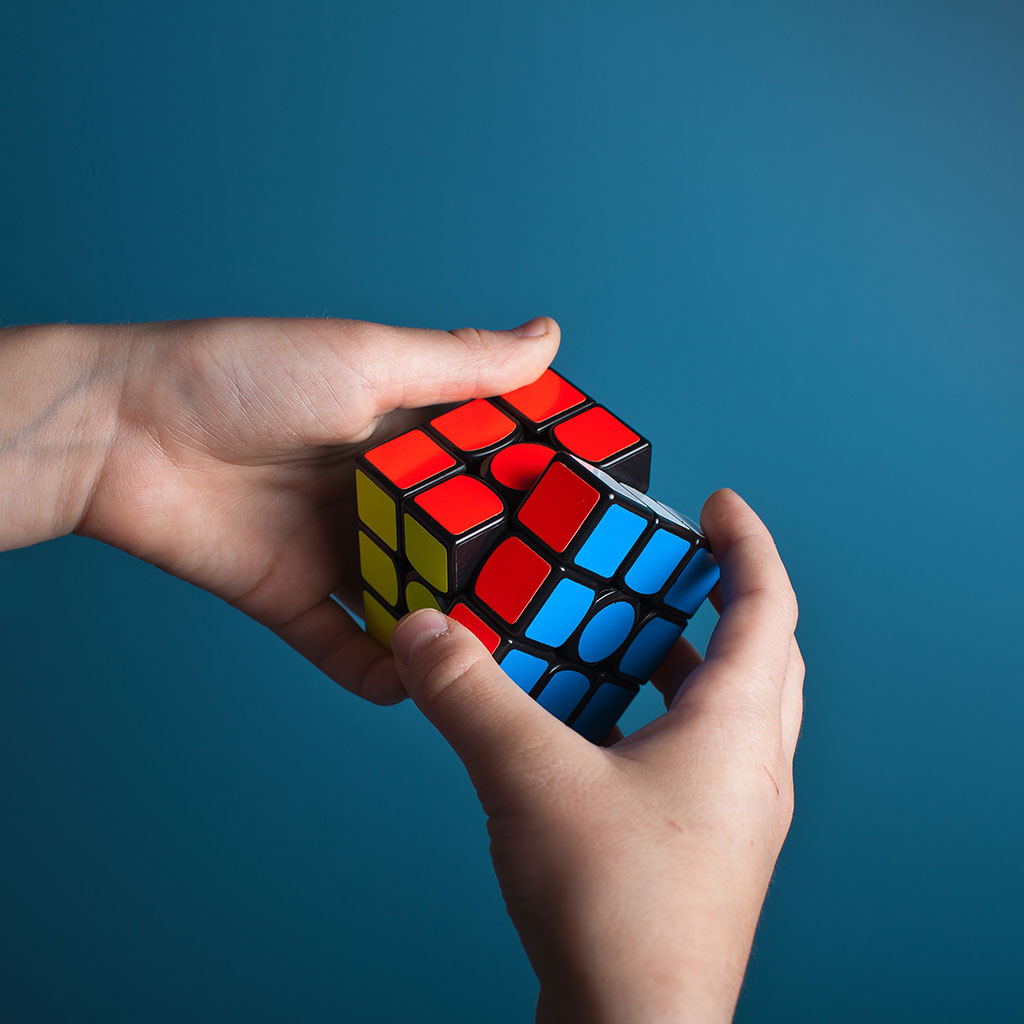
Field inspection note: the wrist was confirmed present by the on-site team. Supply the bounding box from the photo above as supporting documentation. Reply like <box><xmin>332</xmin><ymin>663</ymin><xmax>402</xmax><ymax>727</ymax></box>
<box><xmin>525</xmin><ymin>852</ymin><xmax>771</xmax><ymax>1023</ymax></box>
<box><xmin>0</xmin><ymin>322</ymin><xmax>131</xmax><ymax>550</ymax></box>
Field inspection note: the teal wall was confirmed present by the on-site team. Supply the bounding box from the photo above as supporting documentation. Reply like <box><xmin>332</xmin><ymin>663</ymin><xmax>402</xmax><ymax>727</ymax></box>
<box><xmin>2</xmin><ymin>2</ymin><xmax>1022</xmax><ymax>1020</ymax></box>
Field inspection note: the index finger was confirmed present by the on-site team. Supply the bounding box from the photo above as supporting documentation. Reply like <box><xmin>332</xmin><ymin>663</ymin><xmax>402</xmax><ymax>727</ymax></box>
<box><xmin>683</xmin><ymin>489</ymin><xmax>798</xmax><ymax>708</ymax></box>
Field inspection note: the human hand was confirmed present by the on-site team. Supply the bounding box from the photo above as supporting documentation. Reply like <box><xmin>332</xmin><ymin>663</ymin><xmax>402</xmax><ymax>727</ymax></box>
<box><xmin>391</xmin><ymin>488</ymin><xmax>803</xmax><ymax>1022</ymax></box>
<box><xmin>0</xmin><ymin>316</ymin><xmax>558</xmax><ymax>704</ymax></box>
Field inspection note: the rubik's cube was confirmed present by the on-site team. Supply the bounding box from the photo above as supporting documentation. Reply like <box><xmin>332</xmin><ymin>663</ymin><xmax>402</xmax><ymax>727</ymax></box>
<box><xmin>355</xmin><ymin>369</ymin><xmax>720</xmax><ymax>743</ymax></box>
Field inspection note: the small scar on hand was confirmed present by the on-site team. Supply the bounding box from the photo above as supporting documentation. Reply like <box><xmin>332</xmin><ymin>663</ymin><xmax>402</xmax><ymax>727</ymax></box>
<box><xmin>667</xmin><ymin>819</ymin><xmax>684</xmax><ymax>834</ymax></box>
<box><xmin>763</xmin><ymin>765</ymin><xmax>780</xmax><ymax>796</ymax></box>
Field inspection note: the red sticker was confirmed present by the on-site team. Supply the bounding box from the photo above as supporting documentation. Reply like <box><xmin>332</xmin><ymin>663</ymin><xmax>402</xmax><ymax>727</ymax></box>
<box><xmin>431</xmin><ymin>399</ymin><xmax>517</xmax><ymax>453</ymax></box>
<box><xmin>364</xmin><ymin>430</ymin><xmax>457</xmax><ymax>490</ymax></box>
<box><xmin>500</xmin><ymin>369</ymin><xmax>586</xmax><ymax>425</ymax></box>
<box><xmin>517</xmin><ymin>460</ymin><xmax>601</xmax><ymax>553</ymax></box>
<box><xmin>553</xmin><ymin>406</ymin><xmax>640</xmax><ymax>462</ymax></box>
<box><xmin>414</xmin><ymin>475</ymin><xmax>504</xmax><ymax>536</ymax></box>
<box><xmin>474</xmin><ymin>536</ymin><xmax>551</xmax><ymax>623</ymax></box>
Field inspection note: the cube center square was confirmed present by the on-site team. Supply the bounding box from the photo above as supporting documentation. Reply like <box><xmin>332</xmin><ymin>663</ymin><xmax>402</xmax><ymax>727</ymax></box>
<box><xmin>356</xmin><ymin>365</ymin><xmax>721</xmax><ymax>744</ymax></box>
<box><xmin>485</xmin><ymin>442</ymin><xmax>556</xmax><ymax>494</ymax></box>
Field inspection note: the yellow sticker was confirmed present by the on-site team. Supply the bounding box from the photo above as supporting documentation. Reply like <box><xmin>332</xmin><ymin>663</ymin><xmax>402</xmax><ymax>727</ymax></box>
<box><xmin>356</xmin><ymin>469</ymin><xmax>398</xmax><ymax>550</ymax></box>
<box><xmin>363</xmin><ymin>591</ymin><xmax>398</xmax><ymax>651</ymax></box>
<box><xmin>404</xmin><ymin>514</ymin><xmax>449</xmax><ymax>593</ymax></box>
<box><xmin>358</xmin><ymin>531</ymin><xmax>399</xmax><ymax>607</ymax></box>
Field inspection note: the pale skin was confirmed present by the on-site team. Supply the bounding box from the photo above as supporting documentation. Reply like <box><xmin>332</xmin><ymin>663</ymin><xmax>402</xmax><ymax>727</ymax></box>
<box><xmin>1</xmin><ymin>316</ymin><xmax>803</xmax><ymax>1022</ymax></box>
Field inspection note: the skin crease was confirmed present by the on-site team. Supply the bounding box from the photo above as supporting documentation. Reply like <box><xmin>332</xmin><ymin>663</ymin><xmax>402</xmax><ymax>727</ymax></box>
<box><xmin>0</xmin><ymin>317</ymin><xmax>803</xmax><ymax>1022</ymax></box>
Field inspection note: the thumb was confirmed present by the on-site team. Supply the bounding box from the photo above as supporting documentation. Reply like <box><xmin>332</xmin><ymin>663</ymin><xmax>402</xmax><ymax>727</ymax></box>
<box><xmin>391</xmin><ymin>608</ymin><xmax>570</xmax><ymax>781</ymax></box>
<box><xmin>348</xmin><ymin>315</ymin><xmax>560</xmax><ymax>413</ymax></box>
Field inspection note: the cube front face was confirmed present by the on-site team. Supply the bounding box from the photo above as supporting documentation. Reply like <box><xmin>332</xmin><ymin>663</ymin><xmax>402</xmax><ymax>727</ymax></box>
<box><xmin>355</xmin><ymin>370</ymin><xmax>719</xmax><ymax>743</ymax></box>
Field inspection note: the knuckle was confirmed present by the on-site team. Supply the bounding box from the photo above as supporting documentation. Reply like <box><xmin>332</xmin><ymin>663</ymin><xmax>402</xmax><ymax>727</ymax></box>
<box><xmin>447</xmin><ymin>326</ymin><xmax>488</xmax><ymax>356</ymax></box>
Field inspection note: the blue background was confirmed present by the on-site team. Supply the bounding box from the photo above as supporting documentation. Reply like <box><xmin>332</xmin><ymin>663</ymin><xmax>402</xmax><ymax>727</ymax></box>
<box><xmin>2</xmin><ymin>1</ymin><xmax>1022</xmax><ymax>1020</ymax></box>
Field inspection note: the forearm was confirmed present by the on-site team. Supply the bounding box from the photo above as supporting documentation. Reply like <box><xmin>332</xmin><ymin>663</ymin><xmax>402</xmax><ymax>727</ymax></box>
<box><xmin>0</xmin><ymin>323</ymin><xmax>129</xmax><ymax>551</ymax></box>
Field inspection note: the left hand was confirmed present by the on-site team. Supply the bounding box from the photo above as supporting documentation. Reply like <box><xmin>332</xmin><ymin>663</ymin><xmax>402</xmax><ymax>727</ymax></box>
<box><xmin>0</xmin><ymin>315</ymin><xmax>559</xmax><ymax>703</ymax></box>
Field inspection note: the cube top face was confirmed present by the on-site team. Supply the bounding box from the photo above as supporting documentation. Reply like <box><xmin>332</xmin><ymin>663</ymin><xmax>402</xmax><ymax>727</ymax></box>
<box><xmin>430</xmin><ymin>399</ymin><xmax>517</xmax><ymax>455</ymax></box>
<box><xmin>497</xmin><ymin>368</ymin><xmax>587</xmax><ymax>427</ymax></box>
<box><xmin>517</xmin><ymin>459</ymin><xmax>602</xmax><ymax>553</ymax></box>
<box><xmin>487</xmin><ymin>442</ymin><xmax>556</xmax><ymax>492</ymax></box>
<box><xmin>552</xmin><ymin>406</ymin><xmax>640</xmax><ymax>463</ymax></box>
<box><xmin>413</xmin><ymin>474</ymin><xmax>504</xmax><ymax>536</ymax></box>
<box><xmin>474</xmin><ymin>536</ymin><xmax>551</xmax><ymax>624</ymax></box>
<box><xmin>364</xmin><ymin>429</ymin><xmax>456</xmax><ymax>489</ymax></box>
<box><xmin>356</xmin><ymin>365</ymin><xmax>719</xmax><ymax>744</ymax></box>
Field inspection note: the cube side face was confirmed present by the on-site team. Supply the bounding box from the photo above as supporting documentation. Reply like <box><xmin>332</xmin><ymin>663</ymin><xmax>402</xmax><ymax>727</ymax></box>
<box><xmin>354</xmin><ymin>369</ymin><xmax>719</xmax><ymax>741</ymax></box>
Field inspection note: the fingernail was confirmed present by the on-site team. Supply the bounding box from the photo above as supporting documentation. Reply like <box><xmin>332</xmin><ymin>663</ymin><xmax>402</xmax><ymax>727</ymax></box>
<box><xmin>511</xmin><ymin>316</ymin><xmax>547</xmax><ymax>338</ymax></box>
<box><xmin>392</xmin><ymin>608</ymin><xmax>449</xmax><ymax>664</ymax></box>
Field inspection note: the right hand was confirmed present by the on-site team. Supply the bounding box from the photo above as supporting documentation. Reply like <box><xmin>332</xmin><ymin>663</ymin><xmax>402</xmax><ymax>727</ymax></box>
<box><xmin>391</xmin><ymin>488</ymin><xmax>804</xmax><ymax>1022</ymax></box>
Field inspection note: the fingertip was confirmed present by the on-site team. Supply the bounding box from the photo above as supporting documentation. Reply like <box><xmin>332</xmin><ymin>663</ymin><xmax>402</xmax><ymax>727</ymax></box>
<box><xmin>502</xmin><ymin>315</ymin><xmax>560</xmax><ymax>366</ymax></box>
<box><xmin>391</xmin><ymin>608</ymin><xmax>449</xmax><ymax>665</ymax></box>
<box><xmin>510</xmin><ymin>316</ymin><xmax>551</xmax><ymax>338</ymax></box>
<box><xmin>699</xmin><ymin>488</ymin><xmax>763</xmax><ymax>545</ymax></box>
<box><xmin>700</xmin><ymin>487</ymin><xmax>744</xmax><ymax>525</ymax></box>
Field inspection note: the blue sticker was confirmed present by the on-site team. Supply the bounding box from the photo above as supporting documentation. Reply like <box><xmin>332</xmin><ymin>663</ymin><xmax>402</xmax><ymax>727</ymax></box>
<box><xmin>574</xmin><ymin>504</ymin><xmax>647</xmax><ymax>578</ymax></box>
<box><xmin>525</xmin><ymin>578</ymin><xmax>595</xmax><ymax>647</ymax></box>
<box><xmin>572</xmin><ymin>682</ymin><xmax>637</xmax><ymax>743</ymax></box>
<box><xmin>577</xmin><ymin>601</ymin><xmax>636</xmax><ymax>663</ymax></box>
<box><xmin>664</xmin><ymin>549</ymin><xmax>720</xmax><ymax>615</ymax></box>
<box><xmin>536</xmin><ymin>670</ymin><xmax>591</xmax><ymax>721</ymax></box>
<box><xmin>624</xmin><ymin>530</ymin><xmax>692</xmax><ymax>595</ymax></box>
<box><xmin>619</xmin><ymin>617</ymin><xmax>684</xmax><ymax>680</ymax></box>
<box><xmin>499</xmin><ymin>649</ymin><xmax>549</xmax><ymax>692</ymax></box>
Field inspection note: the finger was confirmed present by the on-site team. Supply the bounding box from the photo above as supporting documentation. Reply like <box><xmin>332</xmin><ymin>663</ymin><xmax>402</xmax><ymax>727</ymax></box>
<box><xmin>650</xmin><ymin>635</ymin><xmax>705</xmax><ymax>709</ymax></box>
<box><xmin>272</xmin><ymin>596</ymin><xmax>406</xmax><ymax>706</ymax></box>
<box><xmin>344</xmin><ymin>316</ymin><xmax>561</xmax><ymax>415</ymax></box>
<box><xmin>681</xmin><ymin>489</ymin><xmax>797</xmax><ymax>711</ymax></box>
<box><xmin>391</xmin><ymin>608</ymin><xmax>577</xmax><ymax>785</ymax></box>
